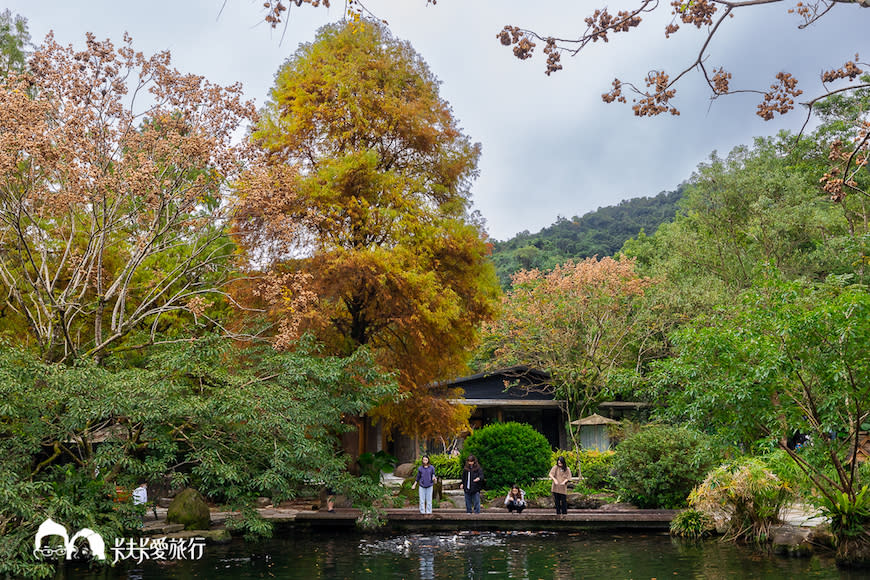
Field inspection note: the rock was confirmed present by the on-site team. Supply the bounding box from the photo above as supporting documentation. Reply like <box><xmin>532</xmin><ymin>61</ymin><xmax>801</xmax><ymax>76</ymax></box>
<box><xmin>598</xmin><ymin>502</ymin><xmax>639</xmax><ymax>512</ymax></box>
<box><xmin>533</xmin><ymin>495</ymin><xmax>555</xmax><ymax>509</ymax></box>
<box><xmin>808</xmin><ymin>526</ymin><xmax>835</xmax><ymax>549</ymax></box>
<box><xmin>166</xmin><ymin>488</ymin><xmax>211</xmax><ymax>531</ymax></box>
<box><xmin>143</xmin><ymin>522</ymin><xmax>185</xmax><ymax>535</ymax></box>
<box><xmin>567</xmin><ymin>493</ymin><xmax>603</xmax><ymax>509</ymax></box>
<box><xmin>255</xmin><ymin>497</ymin><xmax>271</xmax><ymax>508</ymax></box>
<box><xmin>771</xmin><ymin>524</ymin><xmax>814</xmax><ymax>557</ymax></box>
<box><xmin>440</xmin><ymin>478</ymin><xmax>461</xmax><ymax>491</ymax></box>
<box><xmin>157</xmin><ymin>497</ymin><xmax>173</xmax><ymax>508</ymax></box>
<box><xmin>394</xmin><ymin>462</ymin><xmax>416</xmax><ymax>478</ymax></box>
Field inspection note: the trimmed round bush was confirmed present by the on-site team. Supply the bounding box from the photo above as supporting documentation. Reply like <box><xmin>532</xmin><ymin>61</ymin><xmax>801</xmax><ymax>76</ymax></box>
<box><xmin>611</xmin><ymin>424</ymin><xmax>715</xmax><ymax>509</ymax></box>
<box><xmin>461</xmin><ymin>422</ymin><xmax>552</xmax><ymax>490</ymax></box>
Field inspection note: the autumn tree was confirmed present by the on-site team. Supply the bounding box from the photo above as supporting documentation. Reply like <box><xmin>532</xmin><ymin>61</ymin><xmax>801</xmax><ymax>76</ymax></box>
<box><xmin>0</xmin><ymin>33</ymin><xmax>256</xmax><ymax>362</ymax></box>
<box><xmin>477</xmin><ymin>256</ymin><xmax>658</xmax><ymax>442</ymax></box>
<box><xmin>235</xmin><ymin>20</ymin><xmax>500</xmax><ymax>441</ymax></box>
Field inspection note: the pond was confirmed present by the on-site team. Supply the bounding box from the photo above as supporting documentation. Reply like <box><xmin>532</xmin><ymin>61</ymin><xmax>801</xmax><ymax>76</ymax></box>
<box><xmin>61</xmin><ymin>530</ymin><xmax>862</xmax><ymax>579</ymax></box>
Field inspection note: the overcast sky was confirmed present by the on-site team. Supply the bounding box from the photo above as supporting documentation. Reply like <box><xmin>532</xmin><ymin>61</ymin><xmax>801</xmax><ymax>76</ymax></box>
<box><xmin>6</xmin><ymin>1</ymin><xmax>868</xmax><ymax>240</ymax></box>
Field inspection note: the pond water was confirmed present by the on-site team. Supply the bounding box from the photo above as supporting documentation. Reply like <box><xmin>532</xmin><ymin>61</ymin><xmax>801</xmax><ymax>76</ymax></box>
<box><xmin>61</xmin><ymin>530</ymin><xmax>862</xmax><ymax>579</ymax></box>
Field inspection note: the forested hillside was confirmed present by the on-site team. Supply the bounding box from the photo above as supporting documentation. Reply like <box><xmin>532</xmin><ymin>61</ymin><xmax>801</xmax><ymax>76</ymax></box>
<box><xmin>490</xmin><ymin>189</ymin><xmax>683</xmax><ymax>287</ymax></box>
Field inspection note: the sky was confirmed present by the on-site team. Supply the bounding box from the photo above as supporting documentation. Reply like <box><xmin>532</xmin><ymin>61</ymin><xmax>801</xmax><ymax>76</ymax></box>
<box><xmin>5</xmin><ymin>1</ymin><xmax>868</xmax><ymax>241</ymax></box>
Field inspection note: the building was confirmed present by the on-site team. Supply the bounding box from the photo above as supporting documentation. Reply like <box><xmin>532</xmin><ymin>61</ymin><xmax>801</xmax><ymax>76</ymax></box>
<box><xmin>434</xmin><ymin>366</ymin><xmax>569</xmax><ymax>451</ymax></box>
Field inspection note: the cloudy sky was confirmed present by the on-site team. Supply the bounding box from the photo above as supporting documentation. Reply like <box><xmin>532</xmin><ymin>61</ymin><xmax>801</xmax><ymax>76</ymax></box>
<box><xmin>5</xmin><ymin>1</ymin><xmax>868</xmax><ymax>240</ymax></box>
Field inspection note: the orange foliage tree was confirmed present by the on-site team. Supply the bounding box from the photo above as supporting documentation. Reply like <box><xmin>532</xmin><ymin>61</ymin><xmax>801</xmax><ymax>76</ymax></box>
<box><xmin>234</xmin><ymin>20</ymin><xmax>500</xmax><ymax>443</ymax></box>
<box><xmin>479</xmin><ymin>256</ymin><xmax>659</xmax><ymax>435</ymax></box>
<box><xmin>0</xmin><ymin>33</ymin><xmax>256</xmax><ymax>362</ymax></box>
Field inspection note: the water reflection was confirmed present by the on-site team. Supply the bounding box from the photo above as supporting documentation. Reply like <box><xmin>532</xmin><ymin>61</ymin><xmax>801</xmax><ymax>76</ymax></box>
<box><xmin>61</xmin><ymin>530</ymin><xmax>859</xmax><ymax>579</ymax></box>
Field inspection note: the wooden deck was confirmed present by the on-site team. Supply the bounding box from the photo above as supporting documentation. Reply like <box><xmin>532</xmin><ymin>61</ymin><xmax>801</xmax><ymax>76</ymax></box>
<box><xmin>290</xmin><ymin>508</ymin><xmax>678</xmax><ymax>532</ymax></box>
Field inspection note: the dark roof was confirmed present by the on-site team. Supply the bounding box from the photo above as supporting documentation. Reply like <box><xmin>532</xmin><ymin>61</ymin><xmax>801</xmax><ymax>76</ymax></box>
<box><xmin>434</xmin><ymin>366</ymin><xmax>555</xmax><ymax>402</ymax></box>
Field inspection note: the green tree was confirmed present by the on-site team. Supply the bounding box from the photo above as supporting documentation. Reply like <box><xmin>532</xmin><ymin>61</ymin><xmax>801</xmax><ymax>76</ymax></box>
<box><xmin>236</xmin><ymin>20</ymin><xmax>500</xmax><ymax>440</ymax></box>
<box><xmin>0</xmin><ymin>336</ymin><xmax>396</xmax><ymax>577</ymax></box>
<box><xmin>490</xmin><ymin>190</ymin><xmax>683</xmax><ymax>289</ymax></box>
<box><xmin>0</xmin><ymin>9</ymin><xmax>29</xmax><ymax>76</ymax></box>
<box><xmin>622</xmin><ymin>133</ymin><xmax>863</xmax><ymax>321</ymax></box>
<box><xmin>646</xmin><ymin>278</ymin><xmax>869</xmax><ymax>554</ymax></box>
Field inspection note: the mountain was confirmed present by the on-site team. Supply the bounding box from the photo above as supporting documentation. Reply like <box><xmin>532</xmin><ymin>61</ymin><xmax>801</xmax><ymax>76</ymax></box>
<box><xmin>489</xmin><ymin>188</ymin><xmax>684</xmax><ymax>287</ymax></box>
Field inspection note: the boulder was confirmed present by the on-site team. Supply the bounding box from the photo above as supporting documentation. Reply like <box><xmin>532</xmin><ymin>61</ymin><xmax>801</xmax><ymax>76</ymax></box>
<box><xmin>533</xmin><ymin>495</ymin><xmax>555</xmax><ymax>509</ymax></box>
<box><xmin>166</xmin><ymin>488</ymin><xmax>211</xmax><ymax>530</ymax></box>
<box><xmin>394</xmin><ymin>462</ymin><xmax>416</xmax><ymax>478</ymax></box>
<box><xmin>771</xmin><ymin>524</ymin><xmax>814</xmax><ymax>557</ymax></box>
<box><xmin>567</xmin><ymin>493</ymin><xmax>603</xmax><ymax>509</ymax></box>
<box><xmin>598</xmin><ymin>502</ymin><xmax>639</xmax><ymax>512</ymax></box>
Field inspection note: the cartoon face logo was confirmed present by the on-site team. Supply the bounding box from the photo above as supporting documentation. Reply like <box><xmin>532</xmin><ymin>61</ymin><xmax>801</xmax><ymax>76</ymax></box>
<box><xmin>33</xmin><ymin>518</ymin><xmax>106</xmax><ymax>561</ymax></box>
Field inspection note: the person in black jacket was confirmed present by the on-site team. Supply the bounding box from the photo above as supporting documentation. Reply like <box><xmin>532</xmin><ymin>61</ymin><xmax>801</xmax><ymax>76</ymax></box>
<box><xmin>460</xmin><ymin>455</ymin><xmax>485</xmax><ymax>514</ymax></box>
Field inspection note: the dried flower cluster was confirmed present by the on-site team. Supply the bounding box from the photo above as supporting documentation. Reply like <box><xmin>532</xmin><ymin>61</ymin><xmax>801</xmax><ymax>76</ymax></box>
<box><xmin>711</xmin><ymin>67</ymin><xmax>732</xmax><ymax>95</ymax></box>
<box><xmin>822</xmin><ymin>56</ymin><xmax>864</xmax><ymax>83</ymax></box>
<box><xmin>671</xmin><ymin>0</ymin><xmax>717</xmax><ymax>29</ymax></box>
<box><xmin>263</xmin><ymin>0</ymin><xmax>329</xmax><ymax>28</ymax></box>
<box><xmin>584</xmin><ymin>8</ymin><xmax>644</xmax><ymax>41</ymax></box>
<box><xmin>497</xmin><ymin>26</ymin><xmax>535</xmax><ymax>60</ymax></box>
<box><xmin>756</xmin><ymin>72</ymin><xmax>802</xmax><ymax>120</ymax></box>
<box><xmin>603</xmin><ymin>71</ymin><xmax>680</xmax><ymax>116</ymax></box>
<box><xmin>820</xmin><ymin>130</ymin><xmax>870</xmax><ymax>202</ymax></box>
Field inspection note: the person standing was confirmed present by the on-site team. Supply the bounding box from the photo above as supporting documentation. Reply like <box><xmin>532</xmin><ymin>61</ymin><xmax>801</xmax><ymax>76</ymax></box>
<box><xmin>504</xmin><ymin>485</ymin><xmax>526</xmax><ymax>513</ymax></box>
<box><xmin>460</xmin><ymin>455</ymin><xmax>484</xmax><ymax>514</ymax></box>
<box><xmin>549</xmin><ymin>456</ymin><xmax>571</xmax><ymax>515</ymax></box>
<box><xmin>412</xmin><ymin>455</ymin><xmax>437</xmax><ymax>514</ymax></box>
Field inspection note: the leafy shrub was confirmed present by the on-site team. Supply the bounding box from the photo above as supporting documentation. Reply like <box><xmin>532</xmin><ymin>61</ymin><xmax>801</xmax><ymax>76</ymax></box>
<box><xmin>554</xmin><ymin>449</ymin><xmax>616</xmax><ymax>490</ymax></box>
<box><xmin>461</xmin><ymin>422</ymin><xmax>552</xmax><ymax>490</ymax></box>
<box><xmin>611</xmin><ymin>424</ymin><xmax>715</xmax><ymax>509</ymax></box>
<box><xmin>759</xmin><ymin>449</ymin><xmax>817</xmax><ymax>501</ymax></box>
<box><xmin>819</xmin><ymin>485</ymin><xmax>870</xmax><ymax>542</ymax></box>
<box><xmin>357</xmin><ymin>451</ymin><xmax>397</xmax><ymax>483</ymax></box>
<box><xmin>690</xmin><ymin>457</ymin><xmax>794</xmax><ymax>543</ymax></box>
<box><xmin>670</xmin><ymin>509</ymin><xmax>716</xmax><ymax>539</ymax></box>
<box><xmin>413</xmin><ymin>453</ymin><xmax>461</xmax><ymax>479</ymax></box>
<box><xmin>523</xmin><ymin>478</ymin><xmax>556</xmax><ymax>500</ymax></box>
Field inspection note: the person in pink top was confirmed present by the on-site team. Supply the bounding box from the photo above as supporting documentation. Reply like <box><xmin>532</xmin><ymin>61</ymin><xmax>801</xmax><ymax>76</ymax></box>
<box><xmin>549</xmin><ymin>456</ymin><xmax>572</xmax><ymax>515</ymax></box>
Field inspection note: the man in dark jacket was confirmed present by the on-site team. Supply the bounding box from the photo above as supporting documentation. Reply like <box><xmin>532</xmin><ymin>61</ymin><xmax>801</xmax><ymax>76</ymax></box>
<box><xmin>460</xmin><ymin>455</ymin><xmax>485</xmax><ymax>514</ymax></box>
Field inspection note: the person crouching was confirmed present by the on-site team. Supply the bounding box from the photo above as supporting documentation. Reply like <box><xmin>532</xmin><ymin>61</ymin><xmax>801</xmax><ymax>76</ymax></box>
<box><xmin>504</xmin><ymin>485</ymin><xmax>526</xmax><ymax>513</ymax></box>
